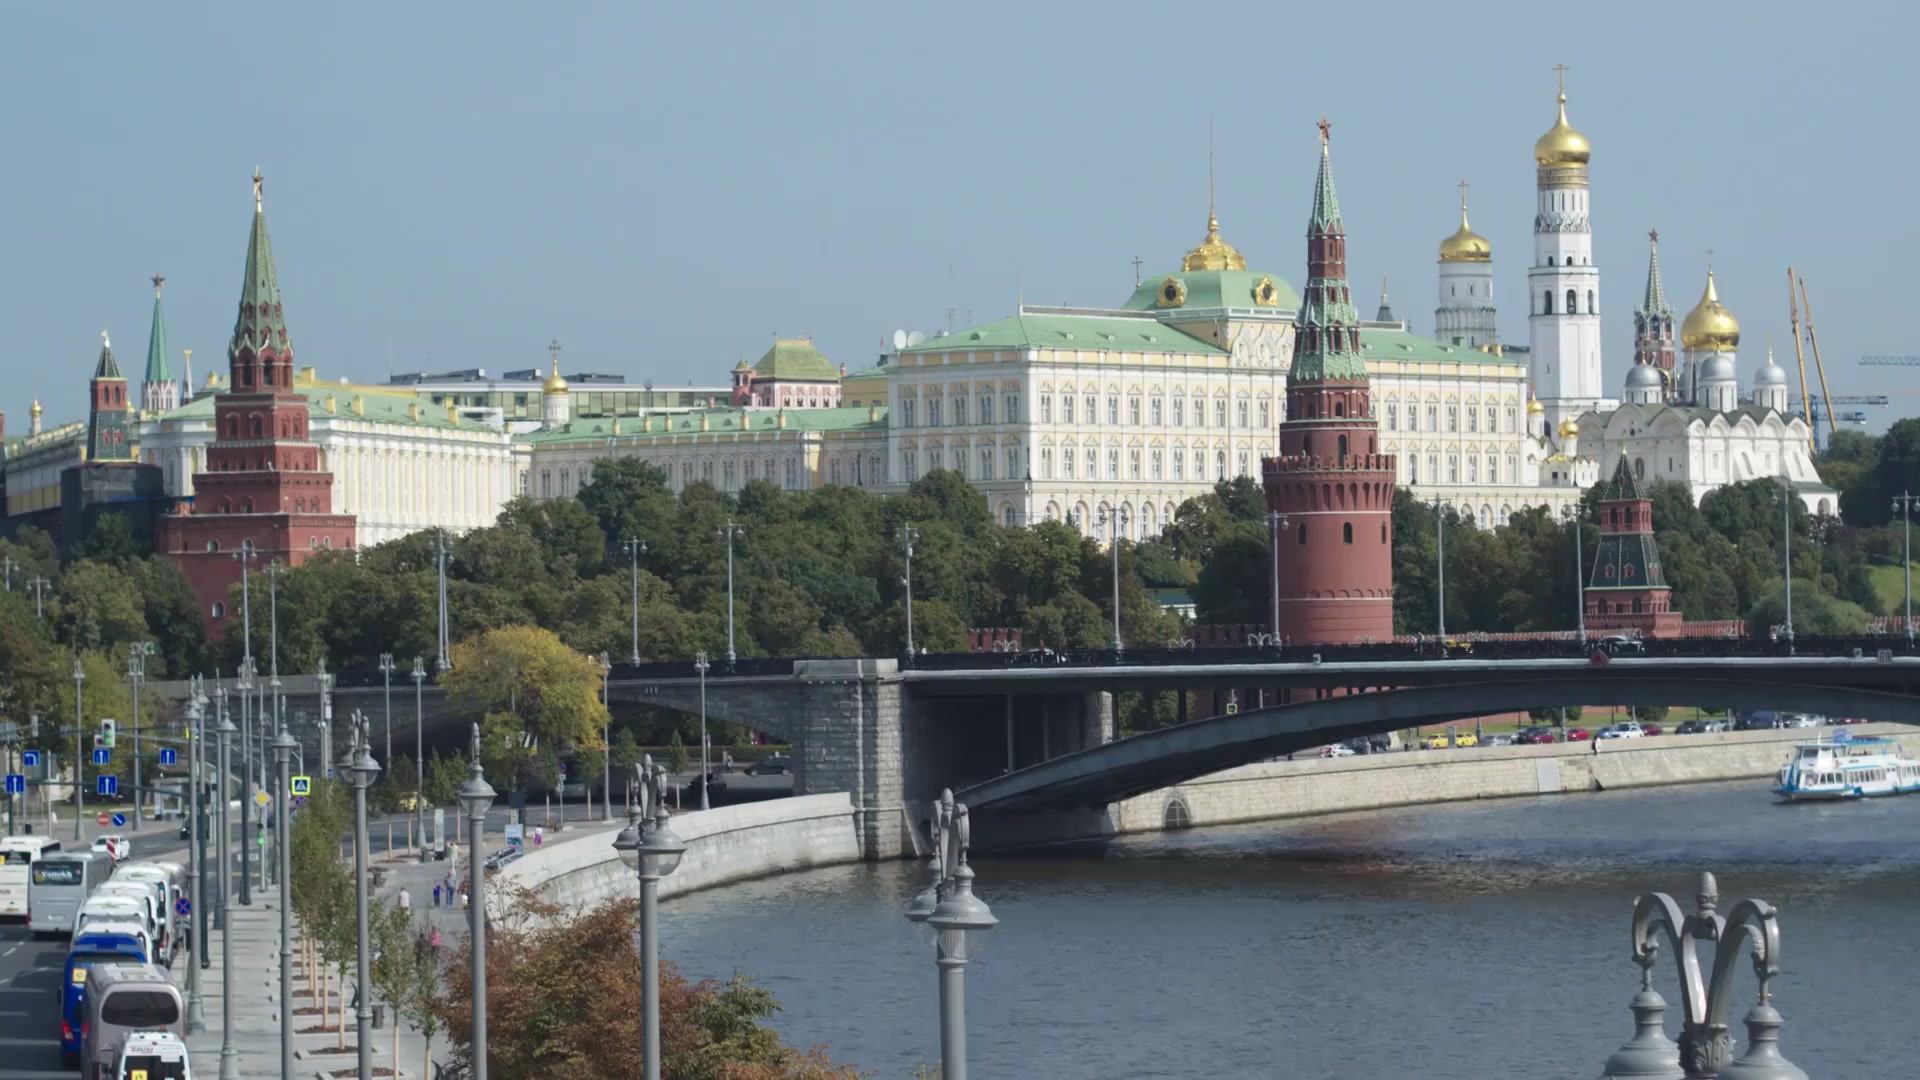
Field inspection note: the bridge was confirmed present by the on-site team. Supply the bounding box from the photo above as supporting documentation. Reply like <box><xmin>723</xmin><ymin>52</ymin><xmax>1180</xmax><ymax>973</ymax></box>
<box><xmin>152</xmin><ymin>640</ymin><xmax>1920</xmax><ymax>860</ymax></box>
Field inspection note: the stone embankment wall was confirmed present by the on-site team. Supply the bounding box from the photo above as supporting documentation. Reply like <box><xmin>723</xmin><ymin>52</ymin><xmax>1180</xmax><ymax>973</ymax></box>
<box><xmin>496</xmin><ymin>793</ymin><xmax>864</xmax><ymax>909</ymax></box>
<box><xmin>1107</xmin><ymin>724</ymin><xmax>1919</xmax><ymax>836</ymax></box>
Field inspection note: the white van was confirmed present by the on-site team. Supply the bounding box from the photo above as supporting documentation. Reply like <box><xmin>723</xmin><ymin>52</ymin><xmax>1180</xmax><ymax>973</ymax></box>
<box><xmin>112</xmin><ymin>1030</ymin><xmax>191</xmax><ymax>1080</ymax></box>
<box><xmin>84</xmin><ymin>963</ymin><xmax>184</xmax><ymax>1080</ymax></box>
<box><xmin>90</xmin><ymin>883</ymin><xmax>167</xmax><ymax>963</ymax></box>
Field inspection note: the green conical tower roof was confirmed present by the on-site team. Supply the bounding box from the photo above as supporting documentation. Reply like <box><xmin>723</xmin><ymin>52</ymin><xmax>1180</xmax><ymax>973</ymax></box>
<box><xmin>144</xmin><ymin>276</ymin><xmax>171</xmax><ymax>385</ymax></box>
<box><xmin>1602</xmin><ymin>450</ymin><xmax>1645</xmax><ymax>501</ymax></box>
<box><xmin>1290</xmin><ymin>122</ymin><xmax>1367</xmax><ymax>382</ymax></box>
<box><xmin>231</xmin><ymin>170</ymin><xmax>293</xmax><ymax>368</ymax></box>
<box><xmin>94</xmin><ymin>331</ymin><xmax>124</xmax><ymax>380</ymax></box>
<box><xmin>1308</xmin><ymin>126</ymin><xmax>1343</xmax><ymax>231</ymax></box>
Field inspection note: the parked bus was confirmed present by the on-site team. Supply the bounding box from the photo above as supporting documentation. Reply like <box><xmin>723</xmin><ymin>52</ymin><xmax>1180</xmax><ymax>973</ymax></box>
<box><xmin>0</xmin><ymin>834</ymin><xmax>62</xmax><ymax>919</ymax></box>
<box><xmin>82</xmin><ymin>963</ymin><xmax>184</xmax><ymax>1080</ymax></box>
<box><xmin>27</xmin><ymin>850</ymin><xmax>111</xmax><ymax>937</ymax></box>
<box><xmin>62</xmin><ymin>926</ymin><xmax>153</xmax><ymax>1067</ymax></box>
<box><xmin>114</xmin><ymin>864</ymin><xmax>187</xmax><ymax>957</ymax></box>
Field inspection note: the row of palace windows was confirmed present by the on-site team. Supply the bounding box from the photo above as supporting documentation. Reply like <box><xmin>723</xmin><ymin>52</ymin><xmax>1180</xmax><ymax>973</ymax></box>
<box><xmin>1031</xmin><ymin>445</ymin><xmax>1249</xmax><ymax>483</ymax></box>
<box><xmin>1406</xmin><ymin>453</ymin><xmax>1523</xmax><ymax>485</ymax></box>
<box><xmin>1385</xmin><ymin>404</ymin><xmax>1519</xmax><ymax>434</ymax></box>
<box><xmin>895</xmin><ymin>392</ymin><xmax>1020</xmax><ymax>428</ymax></box>
<box><xmin>1541</xmin><ymin>289</ymin><xmax>1597</xmax><ymax>315</ymax></box>
<box><xmin>1039</xmin><ymin>393</ymin><xmax>1263</xmax><ymax>430</ymax></box>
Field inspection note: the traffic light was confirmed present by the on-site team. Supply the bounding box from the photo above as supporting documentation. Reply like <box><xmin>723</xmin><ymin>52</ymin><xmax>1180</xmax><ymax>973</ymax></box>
<box><xmin>99</xmin><ymin>718</ymin><xmax>117</xmax><ymax>749</ymax></box>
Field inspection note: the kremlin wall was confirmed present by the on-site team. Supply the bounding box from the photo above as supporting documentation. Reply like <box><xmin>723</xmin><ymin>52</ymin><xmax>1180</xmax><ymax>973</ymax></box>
<box><xmin>0</xmin><ymin>84</ymin><xmax>1837</xmax><ymax>636</ymax></box>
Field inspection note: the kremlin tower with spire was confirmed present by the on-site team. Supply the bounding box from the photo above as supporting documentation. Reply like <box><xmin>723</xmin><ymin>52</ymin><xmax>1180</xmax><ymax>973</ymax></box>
<box><xmin>1263</xmin><ymin>120</ymin><xmax>1396</xmax><ymax>645</ymax></box>
<box><xmin>161</xmin><ymin>171</ymin><xmax>355</xmax><ymax>632</ymax></box>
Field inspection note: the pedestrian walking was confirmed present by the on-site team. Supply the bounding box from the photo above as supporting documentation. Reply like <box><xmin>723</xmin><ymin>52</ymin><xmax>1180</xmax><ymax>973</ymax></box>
<box><xmin>430</xmin><ymin>927</ymin><xmax>442</xmax><ymax>961</ymax></box>
<box><xmin>397</xmin><ymin>887</ymin><xmax>412</xmax><ymax>914</ymax></box>
<box><xmin>432</xmin><ymin>882</ymin><xmax>443</xmax><ymax>908</ymax></box>
<box><xmin>722</xmin><ymin>750</ymin><xmax>734</xmax><ymax>774</ymax></box>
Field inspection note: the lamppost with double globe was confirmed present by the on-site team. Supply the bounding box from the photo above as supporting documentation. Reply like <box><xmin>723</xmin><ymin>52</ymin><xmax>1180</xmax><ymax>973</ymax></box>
<box><xmin>613</xmin><ymin>756</ymin><xmax>686</xmax><ymax>1080</ymax></box>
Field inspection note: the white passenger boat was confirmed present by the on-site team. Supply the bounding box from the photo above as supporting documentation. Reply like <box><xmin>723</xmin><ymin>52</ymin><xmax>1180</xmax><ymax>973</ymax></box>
<box><xmin>1773</xmin><ymin>733</ymin><xmax>1920</xmax><ymax>801</ymax></box>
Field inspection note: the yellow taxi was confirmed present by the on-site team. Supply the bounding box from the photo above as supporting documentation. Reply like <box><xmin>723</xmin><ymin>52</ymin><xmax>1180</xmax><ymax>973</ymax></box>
<box><xmin>1422</xmin><ymin>734</ymin><xmax>1451</xmax><ymax>749</ymax></box>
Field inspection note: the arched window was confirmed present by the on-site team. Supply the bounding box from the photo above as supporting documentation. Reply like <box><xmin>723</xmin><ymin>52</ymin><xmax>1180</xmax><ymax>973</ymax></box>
<box><xmin>211</xmin><ymin>602</ymin><xmax>225</xmax><ymax>619</ymax></box>
<box><xmin>1303</xmin><ymin>434</ymin><xmax>1313</xmax><ymax>457</ymax></box>
<box><xmin>226</xmin><ymin>417</ymin><xmax>239</xmax><ymax>438</ymax></box>
<box><xmin>1547</xmin><ymin>256</ymin><xmax>1555</xmax><ymax>267</ymax></box>
<box><xmin>1566</xmin><ymin>288</ymin><xmax>1578</xmax><ymax>314</ymax></box>
<box><xmin>1587</xmin><ymin>289</ymin><xmax>1596</xmax><ymax>313</ymax></box>
<box><xmin>1297</xmin><ymin>523</ymin><xmax>1307</xmax><ymax>545</ymax></box>
<box><xmin>1543</xmin><ymin>291</ymin><xmax>1554</xmax><ymax>315</ymax></box>
<box><xmin>1334</xmin><ymin>401</ymin><xmax>1345</xmax><ymax>418</ymax></box>
<box><xmin>1337</xmin><ymin>434</ymin><xmax>1349</xmax><ymax>458</ymax></box>
<box><xmin>250</xmin><ymin>417</ymin><xmax>263</xmax><ymax>438</ymax></box>
<box><xmin>206</xmin><ymin>540</ymin><xmax>221</xmax><ymax>553</ymax></box>
<box><xmin>1342</xmin><ymin>522</ymin><xmax>1353</xmax><ymax>544</ymax></box>
<box><xmin>1381</xmin><ymin>523</ymin><xmax>1388</xmax><ymax>543</ymax></box>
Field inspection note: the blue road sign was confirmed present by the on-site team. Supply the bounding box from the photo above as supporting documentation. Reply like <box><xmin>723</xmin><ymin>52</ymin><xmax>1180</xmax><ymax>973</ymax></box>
<box><xmin>159</xmin><ymin>748</ymin><xmax>177</xmax><ymax>766</ymax></box>
<box><xmin>3</xmin><ymin>774</ymin><xmax>23</xmax><ymax>795</ymax></box>
<box><xmin>175</xmin><ymin>897</ymin><xmax>190</xmax><ymax>917</ymax></box>
<box><xmin>21</xmin><ymin>750</ymin><xmax>39</xmax><ymax>768</ymax></box>
<box><xmin>111</xmin><ymin>812</ymin><xmax>126</xmax><ymax>828</ymax></box>
<box><xmin>92</xmin><ymin>748</ymin><xmax>110</xmax><ymax>766</ymax></box>
<box><xmin>97</xmin><ymin>775</ymin><xmax>118</xmax><ymax>797</ymax></box>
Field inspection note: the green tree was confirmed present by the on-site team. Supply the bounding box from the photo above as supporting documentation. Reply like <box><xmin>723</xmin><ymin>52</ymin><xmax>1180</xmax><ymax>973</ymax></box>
<box><xmin>1745</xmin><ymin>579</ymin><xmax>1873</xmax><ymax>638</ymax></box>
<box><xmin>422</xmin><ymin>749</ymin><xmax>465</xmax><ymax>807</ymax></box>
<box><xmin>53</xmin><ymin>561</ymin><xmax>148</xmax><ymax>653</ymax></box>
<box><xmin>665</xmin><ymin>730</ymin><xmax>689</xmax><ymax>775</ymax></box>
<box><xmin>443</xmin><ymin>626</ymin><xmax>611</xmax><ymax>751</ymax></box>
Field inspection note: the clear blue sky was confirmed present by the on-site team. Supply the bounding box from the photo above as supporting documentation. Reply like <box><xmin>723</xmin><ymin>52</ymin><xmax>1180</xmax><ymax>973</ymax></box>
<box><xmin>3</xmin><ymin>1</ymin><xmax>1913</xmax><ymax>430</ymax></box>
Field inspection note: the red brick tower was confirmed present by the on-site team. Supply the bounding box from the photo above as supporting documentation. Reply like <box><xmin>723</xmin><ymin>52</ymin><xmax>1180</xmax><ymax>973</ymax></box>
<box><xmin>1585</xmin><ymin>453</ymin><xmax>1683</xmax><ymax>636</ymax></box>
<box><xmin>161</xmin><ymin>171</ymin><xmax>355</xmax><ymax>633</ymax></box>
<box><xmin>1262</xmin><ymin>121</ymin><xmax>1396</xmax><ymax>645</ymax></box>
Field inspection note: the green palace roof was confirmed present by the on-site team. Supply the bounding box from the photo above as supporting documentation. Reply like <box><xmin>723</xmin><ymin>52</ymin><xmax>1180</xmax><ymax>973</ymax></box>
<box><xmin>752</xmin><ymin>339</ymin><xmax>839</xmax><ymax>381</ymax></box>
<box><xmin>899</xmin><ymin>311</ymin><xmax>1223</xmax><ymax>356</ymax></box>
<box><xmin>1121</xmin><ymin>268</ymin><xmax>1302</xmax><ymax>313</ymax></box>
<box><xmin>520</xmin><ymin>405</ymin><xmax>887</xmax><ymax>445</ymax></box>
<box><xmin>1360</xmin><ymin>327</ymin><xmax>1524</xmax><ymax>368</ymax></box>
<box><xmin>157</xmin><ymin>383</ymin><xmax>494</xmax><ymax>433</ymax></box>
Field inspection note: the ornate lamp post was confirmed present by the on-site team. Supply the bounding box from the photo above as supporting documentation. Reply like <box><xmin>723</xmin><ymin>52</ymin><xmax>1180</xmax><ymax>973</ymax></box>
<box><xmin>599</xmin><ymin>652</ymin><xmax>612</xmax><ymax>821</ymax></box>
<box><xmin>718</xmin><ymin>522</ymin><xmax>744</xmax><ymax>664</ymax></box>
<box><xmin>1096</xmin><ymin>505</ymin><xmax>1129</xmax><ymax>655</ymax></box>
<box><xmin>457</xmin><ymin>724</ymin><xmax>497</xmax><ymax>1080</ymax></box>
<box><xmin>903</xmin><ymin>789</ymin><xmax>996</xmax><ymax>1080</ymax></box>
<box><xmin>411</xmin><ymin>657</ymin><xmax>427</xmax><ymax>858</ymax></box>
<box><xmin>183</xmin><ymin>679</ymin><xmax>208</xmax><ymax>1032</ymax></box>
<box><xmin>1605</xmin><ymin>872</ymin><xmax>1806</xmax><ymax>1080</ymax></box>
<box><xmin>694</xmin><ymin>652</ymin><xmax>711</xmax><ymax>810</ymax></box>
<box><xmin>215</xmin><ymin>706</ymin><xmax>239</xmax><ymax>1080</ymax></box>
<box><xmin>377</xmin><ymin>653</ymin><xmax>396</xmax><ymax>765</ymax></box>
<box><xmin>273</xmin><ymin>719</ymin><xmax>299</xmax><ymax>1080</ymax></box>
<box><xmin>1894</xmin><ymin>492</ymin><xmax>1919</xmax><ymax>648</ymax></box>
<box><xmin>1266</xmin><ymin>511</ymin><xmax>1288</xmax><ymax>646</ymax></box>
<box><xmin>613</xmin><ymin>756</ymin><xmax>686</xmax><ymax>1080</ymax></box>
<box><xmin>128</xmin><ymin>641</ymin><xmax>154</xmax><ymax>831</ymax></box>
<box><xmin>235</xmin><ymin>658</ymin><xmax>255</xmax><ymax>905</ymax></box>
<box><xmin>623</xmin><ymin>537</ymin><xmax>647</xmax><ymax>665</ymax></box>
<box><xmin>1562</xmin><ymin>503</ymin><xmax>1589</xmax><ymax>646</ymax></box>
<box><xmin>899</xmin><ymin>525</ymin><xmax>920</xmax><ymax>660</ymax></box>
<box><xmin>1778</xmin><ymin>484</ymin><xmax>1796</xmax><ymax>655</ymax></box>
<box><xmin>435</xmin><ymin>532</ymin><xmax>453</xmax><ymax>671</ymax></box>
<box><xmin>1433</xmin><ymin>499</ymin><xmax>1448</xmax><ymax>641</ymax></box>
<box><xmin>71</xmin><ymin>656</ymin><xmax>84</xmax><ymax>842</ymax></box>
<box><xmin>27</xmin><ymin>575</ymin><xmax>49</xmax><ymax>619</ymax></box>
<box><xmin>344</xmin><ymin>717</ymin><xmax>381</xmax><ymax>1080</ymax></box>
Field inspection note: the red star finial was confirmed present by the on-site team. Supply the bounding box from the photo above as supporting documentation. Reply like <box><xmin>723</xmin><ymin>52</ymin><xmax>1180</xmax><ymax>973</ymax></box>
<box><xmin>1649</xmin><ymin>229</ymin><xmax>1659</xmax><ymax>244</ymax></box>
<box><xmin>1316</xmin><ymin>115</ymin><xmax>1331</xmax><ymax>146</ymax></box>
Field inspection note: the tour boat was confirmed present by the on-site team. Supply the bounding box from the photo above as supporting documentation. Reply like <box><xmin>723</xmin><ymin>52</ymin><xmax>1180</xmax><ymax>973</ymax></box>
<box><xmin>1773</xmin><ymin>733</ymin><xmax>1920</xmax><ymax>801</ymax></box>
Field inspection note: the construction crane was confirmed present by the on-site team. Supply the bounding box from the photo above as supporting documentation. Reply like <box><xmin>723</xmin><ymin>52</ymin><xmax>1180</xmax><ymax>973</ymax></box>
<box><xmin>1786</xmin><ymin>270</ymin><xmax>1840</xmax><ymax>451</ymax></box>
<box><xmin>1789</xmin><ymin>394</ymin><xmax>1890</xmax><ymax>450</ymax></box>
<box><xmin>1861</xmin><ymin>355</ymin><xmax>1920</xmax><ymax>366</ymax></box>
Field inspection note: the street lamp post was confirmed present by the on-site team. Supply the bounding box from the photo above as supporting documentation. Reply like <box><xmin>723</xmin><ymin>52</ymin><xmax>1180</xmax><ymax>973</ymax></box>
<box><xmin>27</xmin><ymin>576</ymin><xmax>49</xmax><ymax>619</ymax></box>
<box><xmin>457</xmin><ymin>724</ymin><xmax>497</xmax><ymax>1080</ymax></box>
<box><xmin>718</xmin><ymin>522</ymin><xmax>744</xmax><ymax>664</ymax></box>
<box><xmin>1434</xmin><ymin>500</ymin><xmax>1448</xmax><ymax>641</ymax></box>
<box><xmin>1097</xmin><ymin>505</ymin><xmax>1128</xmax><ymax>655</ymax></box>
<box><xmin>435</xmin><ymin>533</ymin><xmax>452</xmax><ymax>672</ymax></box>
<box><xmin>1604</xmin><ymin>871</ymin><xmax>1805</xmax><ymax>1080</ymax></box>
<box><xmin>599</xmin><ymin>653</ymin><xmax>612</xmax><ymax>821</ymax></box>
<box><xmin>273</xmin><ymin>719</ymin><xmax>299</xmax><ymax>1080</ymax></box>
<box><xmin>613</xmin><ymin>756</ymin><xmax>687</xmax><ymax>1080</ymax></box>
<box><xmin>235</xmin><ymin>658</ymin><xmax>255</xmax><ymax>906</ymax></box>
<box><xmin>411</xmin><ymin>658</ymin><xmax>427</xmax><ymax>858</ymax></box>
<box><xmin>71</xmin><ymin>657</ymin><xmax>84</xmax><ymax>843</ymax></box>
<box><xmin>899</xmin><ymin>525</ymin><xmax>920</xmax><ymax>660</ymax></box>
<box><xmin>378</xmin><ymin>653</ymin><xmax>395</xmax><ymax>766</ymax></box>
<box><xmin>1779</xmin><ymin>485</ymin><xmax>1795</xmax><ymax>655</ymax></box>
<box><xmin>128</xmin><ymin>641</ymin><xmax>154</xmax><ymax>831</ymax></box>
<box><xmin>1266</xmin><ymin>511</ymin><xmax>1288</xmax><ymax>645</ymax></box>
<box><xmin>215</xmin><ymin>707</ymin><xmax>239</xmax><ymax>1080</ymax></box>
<box><xmin>183</xmin><ymin>678</ymin><xmax>207</xmax><ymax>1032</ymax></box>
<box><xmin>1895</xmin><ymin>492</ymin><xmax>1919</xmax><ymax>648</ymax></box>
<box><xmin>693</xmin><ymin>652</ymin><xmax>711</xmax><ymax>810</ymax></box>
<box><xmin>1562</xmin><ymin>504</ymin><xmax>1588</xmax><ymax>646</ymax></box>
<box><xmin>623</xmin><ymin>537</ymin><xmax>647</xmax><ymax>665</ymax></box>
<box><xmin>903</xmin><ymin>789</ymin><xmax>995</xmax><ymax>1080</ymax></box>
<box><xmin>344</xmin><ymin>718</ymin><xmax>380</xmax><ymax>1080</ymax></box>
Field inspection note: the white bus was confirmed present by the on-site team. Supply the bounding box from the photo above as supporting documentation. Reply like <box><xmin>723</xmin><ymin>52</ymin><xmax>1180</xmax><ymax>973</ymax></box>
<box><xmin>0</xmin><ymin>834</ymin><xmax>62</xmax><ymax>918</ymax></box>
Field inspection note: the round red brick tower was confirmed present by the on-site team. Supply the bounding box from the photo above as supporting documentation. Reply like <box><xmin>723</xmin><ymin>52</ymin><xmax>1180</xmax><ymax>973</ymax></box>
<box><xmin>1262</xmin><ymin>122</ymin><xmax>1396</xmax><ymax>645</ymax></box>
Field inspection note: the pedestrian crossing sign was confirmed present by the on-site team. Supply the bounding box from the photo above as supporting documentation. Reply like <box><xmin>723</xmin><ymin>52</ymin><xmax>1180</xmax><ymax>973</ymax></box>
<box><xmin>1225</xmin><ymin>702</ymin><xmax>1239</xmax><ymax>715</ymax></box>
<box><xmin>290</xmin><ymin>775</ymin><xmax>310</xmax><ymax>796</ymax></box>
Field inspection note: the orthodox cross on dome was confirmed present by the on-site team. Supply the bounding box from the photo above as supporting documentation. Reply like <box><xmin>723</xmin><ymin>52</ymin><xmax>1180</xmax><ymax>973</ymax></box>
<box><xmin>152</xmin><ymin>274</ymin><xmax>165</xmax><ymax>297</ymax></box>
<box><xmin>1553</xmin><ymin>63</ymin><xmax>1571</xmax><ymax>95</ymax></box>
<box><xmin>252</xmin><ymin>167</ymin><xmax>263</xmax><ymax>210</ymax></box>
<box><xmin>549</xmin><ymin>339</ymin><xmax>561</xmax><ymax>364</ymax></box>
<box><xmin>1705</xmin><ymin>248</ymin><xmax>1715</xmax><ymax>271</ymax></box>
<box><xmin>1207</xmin><ymin>114</ymin><xmax>1216</xmax><ymax>219</ymax></box>
<box><xmin>1131</xmin><ymin>255</ymin><xmax>1143</xmax><ymax>285</ymax></box>
<box><xmin>1458</xmin><ymin>178</ymin><xmax>1469</xmax><ymax>210</ymax></box>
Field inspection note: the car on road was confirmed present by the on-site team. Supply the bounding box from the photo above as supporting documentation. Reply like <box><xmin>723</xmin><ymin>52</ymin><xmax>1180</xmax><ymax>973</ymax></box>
<box><xmin>1317</xmin><ymin>744</ymin><xmax>1355</xmax><ymax>758</ymax></box>
<box><xmin>1640</xmin><ymin>722</ymin><xmax>1663</xmax><ymax>736</ymax></box>
<box><xmin>1485</xmin><ymin>734</ymin><xmax>1515</xmax><ymax>747</ymax></box>
<box><xmin>1513</xmin><ymin>727</ymin><xmax>1557</xmax><ymax>745</ymax></box>
<box><xmin>1597</xmin><ymin>723</ymin><xmax>1647</xmax><ymax>740</ymax></box>
<box><xmin>1564</xmin><ymin>727</ymin><xmax>1592</xmax><ymax>741</ymax></box>
<box><xmin>91</xmin><ymin>835</ymin><xmax>129</xmax><ymax>863</ymax></box>
<box><xmin>1452</xmin><ymin>732</ymin><xmax>1480</xmax><ymax>748</ymax></box>
<box><xmin>1675</xmin><ymin>719</ymin><xmax>1728</xmax><ymax>734</ymax></box>
<box><xmin>683</xmin><ymin>772</ymin><xmax>728</xmax><ymax>800</ymax></box>
<box><xmin>1825</xmin><ymin>716</ymin><xmax>1867</xmax><ymax>725</ymax></box>
<box><xmin>1422</xmin><ymin>734</ymin><xmax>1452</xmax><ymax>749</ymax></box>
<box><xmin>745</xmin><ymin>754</ymin><xmax>792</xmax><ymax>776</ymax></box>
<box><xmin>1783</xmin><ymin>715</ymin><xmax>1821</xmax><ymax>728</ymax></box>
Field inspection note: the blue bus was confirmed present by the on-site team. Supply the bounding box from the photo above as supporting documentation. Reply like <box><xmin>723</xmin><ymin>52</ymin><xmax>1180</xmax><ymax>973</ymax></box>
<box><xmin>62</xmin><ymin>929</ymin><xmax>149</xmax><ymax>1067</ymax></box>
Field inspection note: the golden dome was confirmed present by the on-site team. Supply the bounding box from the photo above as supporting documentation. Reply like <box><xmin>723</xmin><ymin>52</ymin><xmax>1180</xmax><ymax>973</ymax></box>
<box><xmin>1533</xmin><ymin>94</ymin><xmax>1591</xmax><ymax>168</ymax></box>
<box><xmin>30</xmin><ymin>397</ymin><xmax>42</xmax><ymax>416</ymax></box>
<box><xmin>1182</xmin><ymin>212</ymin><xmax>1247</xmax><ymax>272</ymax></box>
<box><xmin>1680</xmin><ymin>271</ymin><xmax>1741</xmax><ymax>353</ymax></box>
<box><xmin>1438</xmin><ymin>206</ymin><xmax>1491</xmax><ymax>263</ymax></box>
<box><xmin>1558</xmin><ymin>418</ymin><xmax>1580</xmax><ymax>438</ymax></box>
<box><xmin>1526</xmin><ymin>398</ymin><xmax>1546</xmax><ymax>415</ymax></box>
<box><xmin>542</xmin><ymin>355</ymin><xmax>570</xmax><ymax>395</ymax></box>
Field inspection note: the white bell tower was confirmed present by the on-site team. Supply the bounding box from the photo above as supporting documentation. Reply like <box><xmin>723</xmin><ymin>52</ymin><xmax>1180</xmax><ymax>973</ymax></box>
<box><xmin>1527</xmin><ymin>69</ymin><xmax>1609</xmax><ymax>429</ymax></box>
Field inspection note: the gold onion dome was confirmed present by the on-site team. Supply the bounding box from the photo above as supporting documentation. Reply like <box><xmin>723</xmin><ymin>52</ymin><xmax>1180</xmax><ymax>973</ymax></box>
<box><xmin>1438</xmin><ymin>205</ymin><xmax>1490</xmax><ymax>262</ymax></box>
<box><xmin>1526</xmin><ymin>398</ymin><xmax>1546</xmax><ymax>415</ymax></box>
<box><xmin>542</xmin><ymin>355</ymin><xmax>569</xmax><ymax>394</ymax></box>
<box><xmin>1558</xmin><ymin>418</ymin><xmax>1580</xmax><ymax>438</ymax></box>
<box><xmin>1680</xmin><ymin>271</ymin><xmax>1741</xmax><ymax>352</ymax></box>
<box><xmin>1534</xmin><ymin>94</ymin><xmax>1591</xmax><ymax>167</ymax></box>
<box><xmin>1182</xmin><ymin>212</ymin><xmax>1247</xmax><ymax>272</ymax></box>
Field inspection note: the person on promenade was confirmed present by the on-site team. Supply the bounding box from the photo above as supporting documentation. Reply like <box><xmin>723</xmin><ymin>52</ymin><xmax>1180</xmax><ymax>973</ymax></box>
<box><xmin>432</xmin><ymin>882</ymin><xmax>443</xmax><ymax>908</ymax></box>
<box><xmin>398</xmin><ymin>887</ymin><xmax>412</xmax><ymax>915</ymax></box>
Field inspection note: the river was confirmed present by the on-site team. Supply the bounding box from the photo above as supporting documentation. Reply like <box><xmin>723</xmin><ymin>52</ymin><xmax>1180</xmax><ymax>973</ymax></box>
<box><xmin>659</xmin><ymin>781</ymin><xmax>1920</xmax><ymax>1078</ymax></box>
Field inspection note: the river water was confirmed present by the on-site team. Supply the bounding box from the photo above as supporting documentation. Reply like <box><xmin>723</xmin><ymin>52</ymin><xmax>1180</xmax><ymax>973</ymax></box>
<box><xmin>659</xmin><ymin>782</ymin><xmax>1920</xmax><ymax>1079</ymax></box>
